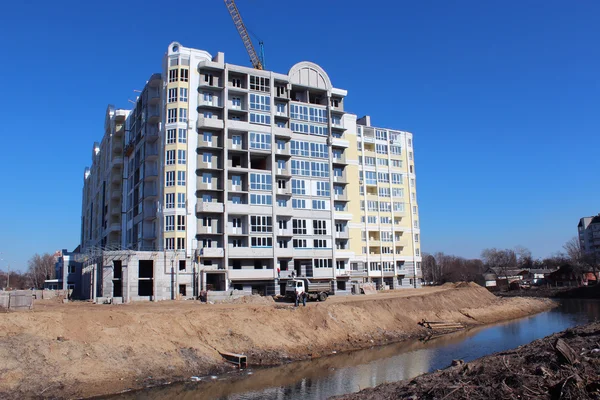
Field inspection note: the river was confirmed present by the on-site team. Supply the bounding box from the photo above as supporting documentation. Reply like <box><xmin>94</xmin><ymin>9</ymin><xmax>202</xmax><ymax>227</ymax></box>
<box><xmin>103</xmin><ymin>299</ymin><xmax>600</xmax><ymax>400</ymax></box>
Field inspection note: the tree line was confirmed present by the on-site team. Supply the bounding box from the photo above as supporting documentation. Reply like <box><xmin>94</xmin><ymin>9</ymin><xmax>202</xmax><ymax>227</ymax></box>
<box><xmin>422</xmin><ymin>237</ymin><xmax>598</xmax><ymax>285</ymax></box>
<box><xmin>0</xmin><ymin>253</ymin><xmax>56</xmax><ymax>290</ymax></box>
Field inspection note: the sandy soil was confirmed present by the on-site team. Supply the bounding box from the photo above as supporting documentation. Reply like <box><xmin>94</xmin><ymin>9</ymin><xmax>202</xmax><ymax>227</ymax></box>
<box><xmin>0</xmin><ymin>283</ymin><xmax>555</xmax><ymax>399</ymax></box>
<box><xmin>335</xmin><ymin>321</ymin><xmax>600</xmax><ymax>400</ymax></box>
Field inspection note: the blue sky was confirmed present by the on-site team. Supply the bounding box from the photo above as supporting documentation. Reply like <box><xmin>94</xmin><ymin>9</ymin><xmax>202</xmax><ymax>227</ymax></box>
<box><xmin>1</xmin><ymin>0</ymin><xmax>598</xmax><ymax>272</ymax></box>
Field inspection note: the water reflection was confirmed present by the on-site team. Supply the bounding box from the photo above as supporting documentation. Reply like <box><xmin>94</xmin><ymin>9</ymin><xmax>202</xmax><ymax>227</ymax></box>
<box><xmin>104</xmin><ymin>299</ymin><xmax>600</xmax><ymax>400</ymax></box>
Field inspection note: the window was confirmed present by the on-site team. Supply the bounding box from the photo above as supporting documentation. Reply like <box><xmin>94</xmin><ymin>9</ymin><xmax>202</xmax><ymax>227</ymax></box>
<box><xmin>394</xmin><ymin>202</ymin><xmax>404</xmax><ymax>212</ymax></box>
<box><xmin>167</xmin><ymin>129</ymin><xmax>176</xmax><ymax>144</ymax></box>
<box><xmin>313</xmin><ymin>220</ymin><xmax>327</xmax><ymax>235</ymax></box>
<box><xmin>250</xmin><ymin>216</ymin><xmax>272</xmax><ymax>233</ymax></box>
<box><xmin>177</xmin><ymin>193</ymin><xmax>185</xmax><ymax>208</ymax></box>
<box><xmin>332</xmin><ymin>149</ymin><xmax>343</xmax><ymax>160</ymax></box>
<box><xmin>231</xmin><ymin>175</ymin><xmax>241</xmax><ymax>187</ymax></box>
<box><xmin>377</xmin><ymin>172</ymin><xmax>390</xmax><ymax>183</ymax></box>
<box><xmin>231</xmin><ymin>195</ymin><xmax>242</xmax><ymax>204</ymax></box>
<box><xmin>292</xmin><ymin>219</ymin><xmax>307</xmax><ymax>234</ymax></box>
<box><xmin>293</xmin><ymin>239</ymin><xmax>307</xmax><ymax>248</ymax></box>
<box><xmin>375</xmin><ymin>129</ymin><xmax>387</xmax><ymax>140</ymax></box>
<box><xmin>166</xmin><ymin>171</ymin><xmax>175</xmax><ymax>186</ymax></box>
<box><xmin>204</xmin><ymin>73</ymin><xmax>214</xmax><ymax>85</ymax></box>
<box><xmin>278</xmin><ymin>240</ymin><xmax>288</xmax><ymax>248</ymax></box>
<box><xmin>277</xmin><ymin>140</ymin><xmax>286</xmax><ymax>150</ymax></box>
<box><xmin>177</xmin><ymin>150</ymin><xmax>186</xmax><ymax>164</ymax></box>
<box><xmin>179</xmin><ymin>260</ymin><xmax>186</xmax><ymax>271</ymax></box>
<box><xmin>165</xmin><ymin>215</ymin><xmax>174</xmax><ymax>231</ymax></box>
<box><xmin>203</xmin><ymin>131</ymin><xmax>212</xmax><ymax>143</ymax></box>
<box><xmin>250</xmin><ymin>194</ymin><xmax>272</xmax><ymax>205</ymax></box>
<box><xmin>165</xmin><ymin>193</ymin><xmax>175</xmax><ymax>209</ymax></box>
<box><xmin>376</xmin><ymin>144</ymin><xmax>388</xmax><ymax>154</ymax></box>
<box><xmin>291</xmin><ymin>160</ymin><xmax>310</xmax><ymax>176</ymax></box>
<box><xmin>379</xmin><ymin>187</ymin><xmax>391</xmax><ymax>197</ymax></box>
<box><xmin>331</xmin><ymin>115</ymin><xmax>341</xmax><ymax>126</ymax></box>
<box><xmin>250</xmin><ymin>76</ymin><xmax>270</xmax><ymax>92</ymax></box>
<box><xmin>251</xmin><ymin>237</ymin><xmax>272</xmax><ymax>247</ymax></box>
<box><xmin>277</xmin><ymin>198</ymin><xmax>287</xmax><ymax>207</ymax></box>
<box><xmin>310</xmin><ymin>142</ymin><xmax>328</xmax><ymax>159</ymax></box>
<box><xmin>413</xmin><ymin>205</ymin><xmax>417</xmax><ymax>214</ymax></box>
<box><xmin>292</xmin><ymin>198</ymin><xmax>306</xmax><ymax>209</ymax></box>
<box><xmin>168</xmin><ymin>69</ymin><xmax>178</xmax><ymax>83</ymax></box>
<box><xmin>177</xmin><ymin>238</ymin><xmax>185</xmax><ymax>250</ymax></box>
<box><xmin>231</xmin><ymin>97</ymin><xmax>241</xmax><ymax>108</ymax></box>
<box><xmin>249</xmin><ymin>93</ymin><xmax>271</xmax><ymax>111</ymax></box>
<box><xmin>231</xmin><ymin>78</ymin><xmax>241</xmax><ymax>88</ymax></box>
<box><xmin>313</xmin><ymin>239</ymin><xmax>327</xmax><ymax>248</ymax></box>
<box><xmin>167</xmin><ymin>108</ymin><xmax>177</xmax><ymax>123</ymax></box>
<box><xmin>291</xmin><ymin>179</ymin><xmax>305</xmax><ymax>194</ymax></box>
<box><xmin>392</xmin><ymin>188</ymin><xmax>404</xmax><ymax>197</ymax></box>
<box><xmin>178</xmin><ymin>129</ymin><xmax>186</xmax><ymax>143</ymax></box>
<box><xmin>380</xmin><ymin>216</ymin><xmax>391</xmax><ymax>224</ymax></box>
<box><xmin>364</xmin><ymin>156</ymin><xmax>376</xmax><ymax>166</ymax></box>
<box><xmin>276</xmin><ymin>103</ymin><xmax>285</xmax><ymax>114</ymax></box>
<box><xmin>312</xmin><ymin>200</ymin><xmax>326</xmax><ymax>210</ymax></box>
<box><xmin>177</xmin><ymin>171</ymin><xmax>186</xmax><ymax>186</ymax></box>
<box><xmin>249</xmin><ymin>113</ymin><xmax>271</xmax><ymax>125</ymax></box>
<box><xmin>179</xmin><ymin>108</ymin><xmax>187</xmax><ymax>123</ymax></box>
<box><xmin>277</xmin><ymin>160</ymin><xmax>286</xmax><ymax>170</ymax></box>
<box><xmin>391</xmin><ymin>159</ymin><xmax>403</xmax><ymax>168</ymax></box>
<box><xmin>334</xmin><ymin>167</ymin><xmax>343</xmax><ymax>177</ymax></box>
<box><xmin>203</xmin><ymin>111</ymin><xmax>213</xmax><ymax>118</ymax></box>
<box><xmin>392</xmin><ymin>173</ymin><xmax>403</xmax><ymax>185</ymax></box>
<box><xmin>203</xmin><ymin>152</ymin><xmax>212</xmax><ymax>163</ymax></box>
<box><xmin>180</xmin><ymin>69</ymin><xmax>189</xmax><ymax>82</ymax></box>
<box><xmin>414</xmin><ymin>234</ymin><xmax>419</xmax><ymax>243</ymax></box>
<box><xmin>381</xmin><ymin>232</ymin><xmax>393</xmax><ymax>242</ymax></box>
<box><xmin>250</xmin><ymin>132</ymin><xmax>271</xmax><ymax>150</ymax></box>
<box><xmin>179</xmin><ymin>87</ymin><xmax>188</xmax><ymax>102</ymax></box>
<box><xmin>203</xmin><ymin>92</ymin><xmax>213</xmax><ymax>103</ymax></box>
<box><xmin>250</xmin><ymin>173</ymin><xmax>272</xmax><ymax>190</ymax></box>
<box><xmin>232</xmin><ymin>135</ymin><xmax>242</xmax><ymax>146</ymax></box>
<box><xmin>168</xmin><ymin>88</ymin><xmax>177</xmax><ymax>103</ymax></box>
<box><xmin>177</xmin><ymin>215</ymin><xmax>186</xmax><ymax>231</ymax></box>
<box><xmin>316</xmin><ymin>181</ymin><xmax>330</xmax><ymax>197</ymax></box>
<box><xmin>390</xmin><ymin>145</ymin><xmax>402</xmax><ymax>155</ymax></box>
<box><xmin>377</xmin><ymin>158</ymin><xmax>389</xmax><ymax>166</ymax></box>
<box><xmin>165</xmin><ymin>238</ymin><xmax>175</xmax><ymax>250</ymax></box>
<box><xmin>166</xmin><ymin>150</ymin><xmax>175</xmax><ymax>165</ymax></box>
<box><xmin>290</xmin><ymin>140</ymin><xmax>310</xmax><ymax>156</ymax></box>
<box><xmin>231</xmin><ymin>238</ymin><xmax>243</xmax><ymax>247</ymax></box>
<box><xmin>409</xmin><ymin>152</ymin><xmax>413</xmax><ymax>161</ymax></box>
<box><xmin>311</xmin><ymin>161</ymin><xmax>329</xmax><ymax>177</ymax></box>
<box><xmin>334</xmin><ymin>185</ymin><xmax>344</xmax><ymax>195</ymax></box>
<box><xmin>331</xmin><ymin>98</ymin><xmax>339</xmax><ymax>107</ymax></box>
<box><xmin>365</xmin><ymin>171</ymin><xmax>377</xmax><ymax>185</ymax></box>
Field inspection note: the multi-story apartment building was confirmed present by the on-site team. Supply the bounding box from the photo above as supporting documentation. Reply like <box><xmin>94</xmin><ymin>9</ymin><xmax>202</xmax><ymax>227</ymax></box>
<box><xmin>578</xmin><ymin>215</ymin><xmax>600</xmax><ymax>260</ymax></box>
<box><xmin>79</xmin><ymin>42</ymin><xmax>421</xmax><ymax>302</ymax></box>
<box><xmin>81</xmin><ymin>106</ymin><xmax>129</xmax><ymax>250</ymax></box>
<box><xmin>350</xmin><ymin>116</ymin><xmax>421</xmax><ymax>289</ymax></box>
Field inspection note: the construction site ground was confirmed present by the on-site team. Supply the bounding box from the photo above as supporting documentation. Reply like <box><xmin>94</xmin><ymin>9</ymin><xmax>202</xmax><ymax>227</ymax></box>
<box><xmin>0</xmin><ymin>283</ymin><xmax>555</xmax><ymax>399</ymax></box>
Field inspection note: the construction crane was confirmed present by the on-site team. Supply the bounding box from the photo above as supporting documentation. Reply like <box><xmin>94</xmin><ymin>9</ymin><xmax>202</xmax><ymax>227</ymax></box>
<box><xmin>224</xmin><ymin>0</ymin><xmax>265</xmax><ymax>70</ymax></box>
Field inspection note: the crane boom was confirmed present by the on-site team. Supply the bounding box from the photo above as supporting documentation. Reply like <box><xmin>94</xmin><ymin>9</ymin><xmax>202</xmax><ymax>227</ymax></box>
<box><xmin>224</xmin><ymin>0</ymin><xmax>264</xmax><ymax>70</ymax></box>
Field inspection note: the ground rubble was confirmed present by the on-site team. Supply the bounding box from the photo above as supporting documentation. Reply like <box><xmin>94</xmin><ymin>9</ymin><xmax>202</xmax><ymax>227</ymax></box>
<box><xmin>334</xmin><ymin>322</ymin><xmax>600</xmax><ymax>400</ymax></box>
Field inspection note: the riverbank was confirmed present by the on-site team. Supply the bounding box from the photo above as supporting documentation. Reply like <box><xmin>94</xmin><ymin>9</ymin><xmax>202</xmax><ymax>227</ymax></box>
<box><xmin>498</xmin><ymin>284</ymin><xmax>600</xmax><ymax>299</ymax></box>
<box><xmin>335</xmin><ymin>321</ymin><xmax>600</xmax><ymax>400</ymax></box>
<box><xmin>0</xmin><ymin>283</ymin><xmax>555</xmax><ymax>399</ymax></box>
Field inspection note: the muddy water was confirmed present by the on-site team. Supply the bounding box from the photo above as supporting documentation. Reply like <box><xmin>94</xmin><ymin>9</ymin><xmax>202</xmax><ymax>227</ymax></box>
<box><xmin>104</xmin><ymin>299</ymin><xmax>600</xmax><ymax>400</ymax></box>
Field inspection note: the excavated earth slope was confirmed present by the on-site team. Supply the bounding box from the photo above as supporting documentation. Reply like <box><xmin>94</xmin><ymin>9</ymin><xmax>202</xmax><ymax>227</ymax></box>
<box><xmin>0</xmin><ymin>283</ymin><xmax>554</xmax><ymax>399</ymax></box>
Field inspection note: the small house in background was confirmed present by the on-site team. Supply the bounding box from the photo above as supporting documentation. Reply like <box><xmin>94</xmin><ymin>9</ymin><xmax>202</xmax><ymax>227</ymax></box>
<box><xmin>546</xmin><ymin>265</ymin><xmax>592</xmax><ymax>287</ymax></box>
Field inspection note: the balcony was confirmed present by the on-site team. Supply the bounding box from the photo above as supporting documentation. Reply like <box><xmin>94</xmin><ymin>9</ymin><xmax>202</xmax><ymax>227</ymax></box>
<box><xmin>336</xmin><ymin>249</ymin><xmax>355</xmax><ymax>259</ymax></box>
<box><xmin>229</xmin><ymin>246</ymin><xmax>274</xmax><ymax>258</ymax></box>
<box><xmin>228</xmin><ymin>227</ymin><xmax>247</xmax><ymax>235</ymax></box>
<box><xmin>332</xmin><ymin>154</ymin><xmax>347</xmax><ymax>164</ymax></box>
<box><xmin>333</xmin><ymin>174</ymin><xmax>347</xmax><ymax>184</ymax></box>
<box><xmin>147</xmin><ymin>106</ymin><xmax>160</xmax><ymax>123</ymax></box>
<box><xmin>228</xmin><ymin>268</ymin><xmax>274</xmax><ymax>280</ymax></box>
<box><xmin>277</xmin><ymin>187</ymin><xmax>292</xmax><ymax>195</ymax></box>
<box><xmin>111</xmin><ymin>190</ymin><xmax>121</xmax><ymax>200</ymax></box>
<box><xmin>273</xmin><ymin>126</ymin><xmax>291</xmax><ymax>138</ymax></box>
<box><xmin>146</xmin><ymin>125</ymin><xmax>160</xmax><ymax>142</ymax></box>
<box><xmin>335</xmin><ymin>231</ymin><xmax>350</xmax><ymax>239</ymax></box>
<box><xmin>277</xmin><ymin>228</ymin><xmax>293</xmax><ymax>236</ymax></box>
<box><xmin>200</xmin><ymin>247</ymin><xmax>224</xmax><ymax>258</ymax></box>
<box><xmin>144</xmin><ymin>186</ymin><xmax>158</xmax><ymax>198</ymax></box>
<box><xmin>276</xmin><ymin>205</ymin><xmax>294</xmax><ymax>216</ymax></box>
<box><xmin>111</xmin><ymin>173</ymin><xmax>121</xmax><ymax>184</ymax></box>
<box><xmin>197</xmin><ymin>117</ymin><xmax>224</xmax><ymax>130</ymax></box>
<box><xmin>107</xmin><ymin>222</ymin><xmax>120</xmax><ymax>233</ymax></box>
<box><xmin>196</xmin><ymin>202</ymin><xmax>224</xmax><ymax>213</ymax></box>
<box><xmin>332</xmin><ymin>138</ymin><xmax>349</xmax><ymax>148</ymax></box>
<box><xmin>197</xmin><ymin>182</ymin><xmax>223</xmax><ymax>191</ymax></box>
<box><xmin>197</xmin><ymin>221</ymin><xmax>222</xmax><ymax>235</ymax></box>
<box><xmin>111</xmin><ymin>156</ymin><xmax>123</xmax><ymax>169</ymax></box>
<box><xmin>275</xmin><ymin>147</ymin><xmax>291</xmax><ymax>157</ymax></box>
<box><xmin>276</xmin><ymin>168</ymin><xmax>291</xmax><ymax>177</ymax></box>
<box><xmin>227</xmin><ymin>119</ymin><xmax>248</xmax><ymax>131</ymax></box>
<box><xmin>143</xmin><ymin>206</ymin><xmax>157</xmax><ymax>220</ymax></box>
<box><xmin>334</xmin><ymin>212</ymin><xmax>353</xmax><ymax>220</ymax></box>
<box><xmin>144</xmin><ymin>170</ymin><xmax>158</xmax><ymax>181</ymax></box>
<box><xmin>227</xmin><ymin>203</ymin><xmax>250</xmax><ymax>214</ymax></box>
<box><xmin>334</xmin><ymin>192</ymin><xmax>348</xmax><ymax>201</ymax></box>
<box><xmin>147</xmin><ymin>88</ymin><xmax>160</xmax><ymax>104</ymax></box>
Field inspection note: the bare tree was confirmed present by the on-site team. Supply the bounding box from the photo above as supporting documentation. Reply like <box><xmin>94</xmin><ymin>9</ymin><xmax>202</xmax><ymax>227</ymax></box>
<box><xmin>563</xmin><ymin>237</ymin><xmax>582</xmax><ymax>263</ymax></box>
<box><xmin>481</xmin><ymin>248</ymin><xmax>518</xmax><ymax>281</ymax></box>
<box><xmin>27</xmin><ymin>253</ymin><xmax>56</xmax><ymax>289</ymax></box>
<box><xmin>421</xmin><ymin>253</ymin><xmax>440</xmax><ymax>284</ymax></box>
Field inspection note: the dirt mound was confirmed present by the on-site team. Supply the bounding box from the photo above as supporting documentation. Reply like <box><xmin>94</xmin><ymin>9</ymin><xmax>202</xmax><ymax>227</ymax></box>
<box><xmin>336</xmin><ymin>322</ymin><xmax>600</xmax><ymax>400</ymax></box>
<box><xmin>230</xmin><ymin>295</ymin><xmax>275</xmax><ymax>305</ymax></box>
<box><xmin>0</xmin><ymin>285</ymin><xmax>554</xmax><ymax>400</ymax></box>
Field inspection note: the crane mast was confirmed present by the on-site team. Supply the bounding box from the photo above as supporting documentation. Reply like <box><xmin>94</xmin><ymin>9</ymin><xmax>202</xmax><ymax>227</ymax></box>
<box><xmin>224</xmin><ymin>0</ymin><xmax>264</xmax><ymax>70</ymax></box>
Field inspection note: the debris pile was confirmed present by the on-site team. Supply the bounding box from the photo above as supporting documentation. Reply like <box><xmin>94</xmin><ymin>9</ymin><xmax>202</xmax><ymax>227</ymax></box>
<box><xmin>336</xmin><ymin>322</ymin><xmax>600</xmax><ymax>400</ymax></box>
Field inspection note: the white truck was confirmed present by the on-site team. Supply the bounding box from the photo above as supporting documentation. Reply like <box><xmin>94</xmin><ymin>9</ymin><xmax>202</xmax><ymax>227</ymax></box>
<box><xmin>285</xmin><ymin>278</ymin><xmax>332</xmax><ymax>302</ymax></box>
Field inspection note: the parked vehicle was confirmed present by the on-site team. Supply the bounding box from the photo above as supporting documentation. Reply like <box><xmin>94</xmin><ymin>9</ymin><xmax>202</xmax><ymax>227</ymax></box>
<box><xmin>285</xmin><ymin>278</ymin><xmax>332</xmax><ymax>302</ymax></box>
